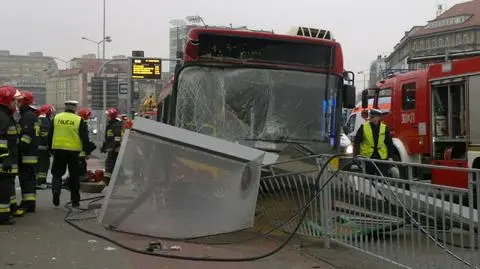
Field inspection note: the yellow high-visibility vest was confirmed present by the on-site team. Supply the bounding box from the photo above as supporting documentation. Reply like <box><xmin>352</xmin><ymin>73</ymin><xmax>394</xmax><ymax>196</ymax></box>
<box><xmin>359</xmin><ymin>122</ymin><xmax>388</xmax><ymax>159</ymax></box>
<box><xmin>51</xmin><ymin>112</ymin><xmax>82</xmax><ymax>151</ymax></box>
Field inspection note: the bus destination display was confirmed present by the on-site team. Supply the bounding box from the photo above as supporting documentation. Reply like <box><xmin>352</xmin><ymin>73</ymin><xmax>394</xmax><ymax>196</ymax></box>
<box><xmin>131</xmin><ymin>58</ymin><xmax>162</xmax><ymax>79</ymax></box>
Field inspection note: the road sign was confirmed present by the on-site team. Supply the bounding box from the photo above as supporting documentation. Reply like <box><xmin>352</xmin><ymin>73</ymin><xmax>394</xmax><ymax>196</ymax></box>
<box><xmin>131</xmin><ymin>58</ymin><xmax>162</xmax><ymax>80</ymax></box>
<box><xmin>119</xmin><ymin>83</ymin><xmax>128</xmax><ymax>95</ymax></box>
<box><xmin>118</xmin><ymin>83</ymin><xmax>129</xmax><ymax>100</ymax></box>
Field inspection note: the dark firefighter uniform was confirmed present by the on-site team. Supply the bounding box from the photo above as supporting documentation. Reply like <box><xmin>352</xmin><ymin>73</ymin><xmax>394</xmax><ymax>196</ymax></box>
<box><xmin>101</xmin><ymin>119</ymin><xmax>123</xmax><ymax>185</ymax></box>
<box><xmin>353</xmin><ymin>109</ymin><xmax>394</xmax><ymax>176</ymax></box>
<box><xmin>18</xmin><ymin>104</ymin><xmax>39</xmax><ymax>212</ymax></box>
<box><xmin>0</xmin><ymin>104</ymin><xmax>22</xmax><ymax>223</ymax></box>
<box><xmin>49</xmin><ymin>101</ymin><xmax>91</xmax><ymax>208</ymax></box>
<box><xmin>37</xmin><ymin>114</ymin><xmax>51</xmax><ymax>187</ymax></box>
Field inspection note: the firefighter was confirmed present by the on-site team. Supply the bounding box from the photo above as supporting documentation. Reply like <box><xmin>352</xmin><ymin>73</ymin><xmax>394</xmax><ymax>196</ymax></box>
<box><xmin>36</xmin><ymin>104</ymin><xmax>55</xmax><ymax>189</ymax></box>
<box><xmin>17</xmin><ymin>91</ymin><xmax>39</xmax><ymax>213</ymax></box>
<box><xmin>0</xmin><ymin>86</ymin><xmax>25</xmax><ymax>224</ymax></box>
<box><xmin>100</xmin><ymin>108</ymin><xmax>123</xmax><ymax>185</ymax></box>
<box><xmin>49</xmin><ymin>100</ymin><xmax>91</xmax><ymax>208</ymax></box>
<box><xmin>77</xmin><ymin>107</ymin><xmax>97</xmax><ymax>182</ymax></box>
<box><xmin>120</xmin><ymin>114</ymin><xmax>133</xmax><ymax>129</ymax></box>
<box><xmin>353</xmin><ymin>108</ymin><xmax>394</xmax><ymax>176</ymax></box>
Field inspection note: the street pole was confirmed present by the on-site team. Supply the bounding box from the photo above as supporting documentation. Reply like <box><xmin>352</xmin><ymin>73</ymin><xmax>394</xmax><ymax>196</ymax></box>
<box><xmin>127</xmin><ymin>57</ymin><xmax>132</xmax><ymax>117</ymax></box>
<box><xmin>97</xmin><ymin>44</ymin><xmax>100</xmax><ymax>60</ymax></box>
<box><xmin>103</xmin><ymin>0</ymin><xmax>106</xmax><ymax>61</ymax></box>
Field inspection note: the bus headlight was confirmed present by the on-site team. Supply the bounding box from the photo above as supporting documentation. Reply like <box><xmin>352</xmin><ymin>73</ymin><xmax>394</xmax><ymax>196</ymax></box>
<box><xmin>345</xmin><ymin>144</ymin><xmax>353</xmax><ymax>154</ymax></box>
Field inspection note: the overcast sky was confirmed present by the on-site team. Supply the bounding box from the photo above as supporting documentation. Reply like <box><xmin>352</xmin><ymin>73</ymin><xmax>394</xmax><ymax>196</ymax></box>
<box><xmin>0</xmin><ymin>0</ymin><xmax>470</xmax><ymax>84</ymax></box>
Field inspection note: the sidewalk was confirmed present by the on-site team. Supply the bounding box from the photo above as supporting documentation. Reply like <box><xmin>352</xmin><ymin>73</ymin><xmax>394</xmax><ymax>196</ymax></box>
<box><xmin>0</xmin><ymin>156</ymin><xmax>338</xmax><ymax>269</ymax></box>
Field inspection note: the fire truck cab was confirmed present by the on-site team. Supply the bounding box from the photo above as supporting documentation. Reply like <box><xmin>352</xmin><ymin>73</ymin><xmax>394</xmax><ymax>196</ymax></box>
<box><xmin>364</xmin><ymin>56</ymin><xmax>480</xmax><ymax>188</ymax></box>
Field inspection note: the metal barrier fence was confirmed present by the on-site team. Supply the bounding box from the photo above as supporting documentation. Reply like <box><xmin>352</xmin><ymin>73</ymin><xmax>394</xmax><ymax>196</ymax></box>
<box><xmin>256</xmin><ymin>155</ymin><xmax>480</xmax><ymax>269</ymax></box>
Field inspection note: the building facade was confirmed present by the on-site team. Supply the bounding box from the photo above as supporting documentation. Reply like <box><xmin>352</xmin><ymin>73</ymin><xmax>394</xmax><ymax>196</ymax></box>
<box><xmin>169</xmin><ymin>24</ymin><xmax>196</xmax><ymax>72</ymax></box>
<box><xmin>46</xmin><ymin>55</ymin><xmax>128</xmax><ymax>110</ymax></box>
<box><xmin>368</xmin><ymin>55</ymin><xmax>387</xmax><ymax>86</ymax></box>
<box><xmin>46</xmin><ymin>69</ymin><xmax>84</xmax><ymax>110</ymax></box>
<box><xmin>386</xmin><ymin>0</ymin><xmax>480</xmax><ymax>70</ymax></box>
<box><xmin>0</xmin><ymin>50</ymin><xmax>59</xmax><ymax>104</ymax></box>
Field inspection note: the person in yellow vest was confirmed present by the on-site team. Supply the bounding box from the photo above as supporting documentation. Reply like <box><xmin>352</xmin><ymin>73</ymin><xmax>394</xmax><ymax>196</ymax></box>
<box><xmin>48</xmin><ymin>100</ymin><xmax>91</xmax><ymax>208</ymax></box>
<box><xmin>353</xmin><ymin>109</ymin><xmax>394</xmax><ymax>175</ymax></box>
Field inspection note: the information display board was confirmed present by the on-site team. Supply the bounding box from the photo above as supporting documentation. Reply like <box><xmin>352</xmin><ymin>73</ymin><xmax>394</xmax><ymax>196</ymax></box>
<box><xmin>131</xmin><ymin>58</ymin><xmax>162</xmax><ymax>79</ymax></box>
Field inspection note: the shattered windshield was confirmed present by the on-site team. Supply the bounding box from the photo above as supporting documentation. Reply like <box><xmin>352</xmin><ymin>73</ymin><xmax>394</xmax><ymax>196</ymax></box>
<box><xmin>175</xmin><ymin>66</ymin><xmax>340</xmax><ymax>144</ymax></box>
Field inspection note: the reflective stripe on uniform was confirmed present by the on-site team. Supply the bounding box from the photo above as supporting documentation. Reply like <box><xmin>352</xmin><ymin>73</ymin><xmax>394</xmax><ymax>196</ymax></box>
<box><xmin>10</xmin><ymin>196</ymin><xmax>16</xmax><ymax>205</ymax></box>
<box><xmin>38</xmin><ymin>145</ymin><xmax>48</xmax><ymax>150</ymax></box>
<box><xmin>34</xmin><ymin>122</ymin><xmax>40</xmax><ymax>137</ymax></box>
<box><xmin>0</xmin><ymin>153</ymin><xmax>8</xmax><ymax>158</ymax></box>
<box><xmin>107</xmin><ymin>130</ymin><xmax>114</xmax><ymax>137</ymax></box>
<box><xmin>40</xmin><ymin>131</ymin><xmax>49</xmax><ymax>137</ymax></box>
<box><xmin>22</xmin><ymin>193</ymin><xmax>36</xmax><ymax>201</ymax></box>
<box><xmin>37</xmin><ymin>172</ymin><xmax>47</xmax><ymax>179</ymax></box>
<box><xmin>114</xmin><ymin>136</ymin><xmax>121</xmax><ymax>142</ymax></box>
<box><xmin>22</xmin><ymin>156</ymin><xmax>38</xmax><ymax>164</ymax></box>
<box><xmin>7</xmin><ymin>126</ymin><xmax>17</xmax><ymax>135</ymax></box>
<box><xmin>20</xmin><ymin>135</ymin><xmax>32</xmax><ymax>144</ymax></box>
<box><xmin>0</xmin><ymin>139</ymin><xmax>7</xmax><ymax>148</ymax></box>
<box><xmin>0</xmin><ymin>164</ymin><xmax>18</xmax><ymax>174</ymax></box>
<box><xmin>79</xmin><ymin>151</ymin><xmax>86</xmax><ymax>157</ymax></box>
<box><xmin>0</xmin><ymin>204</ymin><xmax>10</xmax><ymax>213</ymax></box>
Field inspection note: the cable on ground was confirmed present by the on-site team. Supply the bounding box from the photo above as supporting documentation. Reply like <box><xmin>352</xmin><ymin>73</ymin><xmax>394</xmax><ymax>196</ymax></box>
<box><xmin>63</xmin><ymin>154</ymin><xmax>355</xmax><ymax>262</ymax></box>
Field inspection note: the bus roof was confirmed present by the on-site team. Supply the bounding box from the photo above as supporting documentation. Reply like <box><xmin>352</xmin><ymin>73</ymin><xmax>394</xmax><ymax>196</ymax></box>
<box><xmin>188</xmin><ymin>27</ymin><xmax>339</xmax><ymax>47</ymax></box>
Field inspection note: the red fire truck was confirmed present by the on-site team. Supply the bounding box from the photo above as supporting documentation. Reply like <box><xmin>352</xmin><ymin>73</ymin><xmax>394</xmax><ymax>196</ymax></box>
<box><xmin>364</xmin><ymin>56</ymin><xmax>480</xmax><ymax>188</ymax></box>
<box><xmin>157</xmin><ymin>26</ymin><xmax>356</xmax><ymax>153</ymax></box>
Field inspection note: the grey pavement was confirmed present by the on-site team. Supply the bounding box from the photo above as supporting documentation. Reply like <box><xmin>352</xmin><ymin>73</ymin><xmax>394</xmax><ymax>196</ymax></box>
<box><xmin>0</xmin><ymin>155</ymin><xmax>413</xmax><ymax>269</ymax></box>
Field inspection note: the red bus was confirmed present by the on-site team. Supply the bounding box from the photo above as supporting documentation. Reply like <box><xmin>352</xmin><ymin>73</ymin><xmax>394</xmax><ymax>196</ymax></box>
<box><xmin>159</xmin><ymin>26</ymin><xmax>356</xmax><ymax>152</ymax></box>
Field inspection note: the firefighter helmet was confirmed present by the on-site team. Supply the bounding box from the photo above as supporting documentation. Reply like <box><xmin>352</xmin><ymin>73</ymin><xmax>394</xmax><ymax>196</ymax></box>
<box><xmin>105</xmin><ymin>107</ymin><xmax>119</xmax><ymax>119</ymax></box>
<box><xmin>18</xmin><ymin>91</ymin><xmax>35</xmax><ymax>106</ymax></box>
<box><xmin>78</xmin><ymin>107</ymin><xmax>93</xmax><ymax>120</ymax></box>
<box><xmin>39</xmin><ymin>104</ymin><xmax>56</xmax><ymax>116</ymax></box>
<box><xmin>0</xmin><ymin>85</ymin><xmax>21</xmax><ymax>106</ymax></box>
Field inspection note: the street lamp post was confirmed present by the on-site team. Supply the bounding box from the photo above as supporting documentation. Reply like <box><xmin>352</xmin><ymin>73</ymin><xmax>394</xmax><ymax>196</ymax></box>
<box><xmin>103</xmin><ymin>0</ymin><xmax>106</xmax><ymax>60</ymax></box>
<box><xmin>81</xmin><ymin>36</ymin><xmax>112</xmax><ymax>59</ymax></box>
<box><xmin>357</xmin><ymin>71</ymin><xmax>367</xmax><ymax>89</ymax></box>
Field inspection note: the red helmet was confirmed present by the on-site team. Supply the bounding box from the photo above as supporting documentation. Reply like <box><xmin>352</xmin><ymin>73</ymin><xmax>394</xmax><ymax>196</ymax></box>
<box><xmin>39</xmin><ymin>104</ymin><xmax>56</xmax><ymax>117</ymax></box>
<box><xmin>105</xmin><ymin>107</ymin><xmax>119</xmax><ymax>119</ymax></box>
<box><xmin>77</xmin><ymin>107</ymin><xmax>92</xmax><ymax>120</ymax></box>
<box><xmin>0</xmin><ymin>85</ymin><xmax>21</xmax><ymax>106</ymax></box>
<box><xmin>19</xmin><ymin>91</ymin><xmax>35</xmax><ymax>106</ymax></box>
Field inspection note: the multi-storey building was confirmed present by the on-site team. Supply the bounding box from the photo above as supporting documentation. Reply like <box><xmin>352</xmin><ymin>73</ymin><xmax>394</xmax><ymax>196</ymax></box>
<box><xmin>0</xmin><ymin>50</ymin><xmax>58</xmax><ymax>104</ymax></box>
<box><xmin>386</xmin><ymin>0</ymin><xmax>480</xmax><ymax>70</ymax></box>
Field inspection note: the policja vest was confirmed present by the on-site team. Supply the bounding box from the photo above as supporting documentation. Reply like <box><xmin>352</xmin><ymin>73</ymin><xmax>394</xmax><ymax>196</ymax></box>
<box><xmin>359</xmin><ymin>122</ymin><xmax>388</xmax><ymax>160</ymax></box>
<box><xmin>51</xmin><ymin>112</ymin><xmax>82</xmax><ymax>152</ymax></box>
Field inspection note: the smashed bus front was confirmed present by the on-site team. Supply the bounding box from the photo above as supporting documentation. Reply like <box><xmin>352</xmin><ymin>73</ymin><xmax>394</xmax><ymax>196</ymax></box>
<box><xmin>163</xmin><ymin>27</ymin><xmax>355</xmax><ymax>153</ymax></box>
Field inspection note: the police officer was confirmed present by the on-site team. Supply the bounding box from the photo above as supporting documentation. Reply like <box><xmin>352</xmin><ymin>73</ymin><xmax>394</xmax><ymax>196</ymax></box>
<box><xmin>0</xmin><ymin>86</ymin><xmax>24</xmax><ymax>224</ymax></box>
<box><xmin>353</xmin><ymin>109</ymin><xmax>394</xmax><ymax>176</ymax></box>
<box><xmin>49</xmin><ymin>100</ymin><xmax>91</xmax><ymax>208</ymax></box>
<box><xmin>17</xmin><ymin>91</ymin><xmax>39</xmax><ymax>213</ymax></box>
<box><xmin>100</xmin><ymin>108</ymin><xmax>123</xmax><ymax>185</ymax></box>
<box><xmin>77</xmin><ymin>107</ymin><xmax>96</xmax><ymax>182</ymax></box>
<box><xmin>36</xmin><ymin>104</ymin><xmax>55</xmax><ymax>189</ymax></box>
